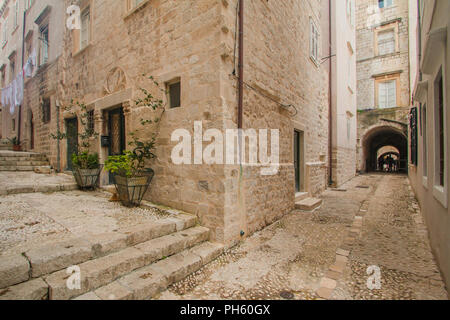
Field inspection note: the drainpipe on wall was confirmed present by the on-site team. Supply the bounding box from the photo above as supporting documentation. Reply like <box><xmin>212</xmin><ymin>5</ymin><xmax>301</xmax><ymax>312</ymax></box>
<box><xmin>18</xmin><ymin>10</ymin><xmax>26</xmax><ymax>146</ymax></box>
<box><xmin>237</xmin><ymin>0</ymin><xmax>246</xmax><ymax>239</ymax></box>
<box><xmin>237</xmin><ymin>0</ymin><xmax>244</xmax><ymax>130</ymax></box>
<box><xmin>56</xmin><ymin>100</ymin><xmax>61</xmax><ymax>172</ymax></box>
<box><xmin>328</xmin><ymin>0</ymin><xmax>333</xmax><ymax>186</ymax></box>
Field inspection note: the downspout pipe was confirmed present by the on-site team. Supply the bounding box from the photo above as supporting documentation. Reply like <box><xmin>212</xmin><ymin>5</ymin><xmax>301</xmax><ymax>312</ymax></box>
<box><xmin>238</xmin><ymin>0</ymin><xmax>244</xmax><ymax>130</ymax></box>
<box><xmin>328</xmin><ymin>0</ymin><xmax>333</xmax><ymax>186</ymax></box>
<box><xmin>18</xmin><ymin>9</ymin><xmax>26</xmax><ymax>146</ymax></box>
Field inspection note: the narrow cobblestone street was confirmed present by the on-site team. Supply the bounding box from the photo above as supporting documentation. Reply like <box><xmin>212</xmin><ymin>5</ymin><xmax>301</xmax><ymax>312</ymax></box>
<box><xmin>157</xmin><ymin>174</ymin><xmax>448</xmax><ymax>300</ymax></box>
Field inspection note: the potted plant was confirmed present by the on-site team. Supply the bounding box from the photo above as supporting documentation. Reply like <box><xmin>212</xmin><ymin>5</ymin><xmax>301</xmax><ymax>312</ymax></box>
<box><xmin>8</xmin><ymin>137</ymin><xmax>21</xmax><ymax>151</ymax></box>
<box><xmin>105</xmin><ymin>75</ymin><xmax>165</xmax><ymax>207</ymax></box>
<box><xmin>51</xmin><ymin>101</ymin><xmax>102</xmax><ymax>189</ymax></box>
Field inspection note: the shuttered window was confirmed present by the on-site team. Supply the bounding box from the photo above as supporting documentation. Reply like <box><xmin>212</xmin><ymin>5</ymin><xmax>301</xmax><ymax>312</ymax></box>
<box><xmin>377</xmin><ymin>30</ymin><xmax>395</xmax><ymax>55</ymax></box>
<box><xmin>80</xmin><ymin>7</ymin><xmax>90</xmax><ymax>50</ymax></box>
<box><xmin>379</xmin><ymin>80</ymin><xmax>396</xmax><ymax>108</ymax></box>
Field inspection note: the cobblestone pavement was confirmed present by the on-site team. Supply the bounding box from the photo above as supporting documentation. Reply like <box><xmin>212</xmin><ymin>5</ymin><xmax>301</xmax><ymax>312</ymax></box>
<box><xmin>157</xmin><ymin>174</ymin><xmax>448</xmax><ymax>300</ymax></box>
<box><xmin>0</xmin><ymin>190</ymin><xmax>168</xmax><ymax>256</ymax></box>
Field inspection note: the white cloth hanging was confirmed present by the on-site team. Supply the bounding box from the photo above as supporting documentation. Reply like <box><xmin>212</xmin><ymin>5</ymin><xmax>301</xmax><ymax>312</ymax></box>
<box><xmin>15</xmin><ymin>71</ymin><xmax>24</xmax><ymax>107</ymax></box>
<box><xmin>10</xmin><ymin>79</ymin><xmax>16</xmax><ymax>114</ymax></box>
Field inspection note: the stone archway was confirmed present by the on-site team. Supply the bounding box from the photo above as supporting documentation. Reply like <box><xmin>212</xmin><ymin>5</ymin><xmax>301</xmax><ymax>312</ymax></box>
<box><xmin>361</xmin><ymin>125</ymin><xmax>408</xmax><ymax>173</ymax></box>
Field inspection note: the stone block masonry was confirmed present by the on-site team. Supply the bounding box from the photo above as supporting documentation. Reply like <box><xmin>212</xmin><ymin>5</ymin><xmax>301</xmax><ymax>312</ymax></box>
<box><xmin>51</xmin><ymin>0</ymin><xmax>332</xmax><ymax>245</ymax></box>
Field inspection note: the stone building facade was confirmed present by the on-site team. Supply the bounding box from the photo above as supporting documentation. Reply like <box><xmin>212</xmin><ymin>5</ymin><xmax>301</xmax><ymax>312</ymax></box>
<box><xmin>56</xmin><ymin>0</ymin><xmax>333</xmax><ymax>244</ymax></box>
<box><xmin>329</xmin><ymin>0</ymin><xmax>357</xmax><ymax>186</ymax></box>
<box><xmin>409</xmin><ymin>0</ymin><xmax>449</xmax><ymax>290</ymax></box>
<box><xmin>1</xmin><ymin>0</ymin><xmax>356</xmax><ymax>245</ymax></box>
<box><xmin>355</xmin><ymin>0</ymin><xmax>412</xmax><ymax>172</ymax></box>
<box><xmin>0</xmin><ymin>0</ymin><xmax>65</xmax><ymax>168</ymax></box>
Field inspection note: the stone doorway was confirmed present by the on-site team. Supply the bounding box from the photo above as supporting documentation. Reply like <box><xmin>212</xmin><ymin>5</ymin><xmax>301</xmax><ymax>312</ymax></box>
<box><xmin>107</xmin><ymin>106</ymin><xmax>125</xmax><ymax>184</ymax></box>
<box><xmin>294</xmin><ymin>130</ymin><xmax>305</xmax><ymax>192</ymax></box>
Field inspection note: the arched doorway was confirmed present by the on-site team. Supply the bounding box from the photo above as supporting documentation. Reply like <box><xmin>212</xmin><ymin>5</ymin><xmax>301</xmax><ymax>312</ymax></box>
<box><xmin>362</xmin><ymin>125</ymin><xmax>408</xmax><ymax>173</ymax></box>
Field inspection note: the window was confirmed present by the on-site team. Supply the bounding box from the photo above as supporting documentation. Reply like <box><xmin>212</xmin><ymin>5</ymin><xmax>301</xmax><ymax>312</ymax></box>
<box><xmin>24</xmin><ymin>0</ymin><xmax>34</xmax><ymax>11</ymax></box>
<box><xmin>42</xmin><ymin>97</ymin><xmax>51</xmax><ymax>123</ymax></box>
<box><xmin>2</xmin><ymin>20</ymin><xmax>7</xmax><ymax>47</ymax></box>
<box><xmin>39</xmin><ymin>24</ymin><xmax>49</xmax><ymax>66</ymax></box>
<box><xmin>435</xmin><ymin>70</ymin><xmax>445</xmax><ymax>187</ymax></box>
<box><xmin>13</xmin><ymin>1</ymin><xmax>19</xmax><ymax>30</ymax></box>
<box><xmin>379</xmin><ymin>0</ymin><xmax>393</xmax><ymax>9</ymax></box>
<box><xmin>87</xmin><ymin>110</ymin><xmax>95</xmax><ymax>134</ymax></box>
<box><xmin>9</xmin><ymin>53</ymin><xmax>16</xmax><ymax>81</ymax></box>
<box><xmin>422</xmin><ymin>104</ymin><xmax>428</xmax><ymax>178</ymax></box>
<box><xmin>310</xmin><ymin>18</ymin><xmax>319</xmax><ymax>65</ymax></box>
<box><xmin>80</xmin><ymin>7</ymin><xmax>90</xmax><ymax>50</ymax></box>
<box><xmin>378</xmin><ymin>80</ymin><xmax>396</xmax><ymax>108</ymax></box>
<box><xmin>0</xmin><ymin>66</ymin><xmax>5</xmax><ymax>87</ymax></box>
<box><xmin>167</xmin><ymin>80</ymin><xmax>181</xmax><ymax>109</ymax></box>
<box><xmin>346</xmin><ymin>0</ymin><xmax>355</xmax><ymax>26</ymax></box>
<box><xmin>410</xmin><ymin>107</ymin><xmax>418</xmax><ymax>166</ymax></box>
<box><xmin>11</xmin><ymin>118</ymin><xmax>15</xmax><ymax>131</ymax></box>
<box><xmin>377</xmin><ymin>29</ymin><xmax>395</xmax><ymax>55</ymax></box>
<box><xmin>128</xmin><ymin>0</ymin><xmax>146</xmax><ymax>11</ymax></box>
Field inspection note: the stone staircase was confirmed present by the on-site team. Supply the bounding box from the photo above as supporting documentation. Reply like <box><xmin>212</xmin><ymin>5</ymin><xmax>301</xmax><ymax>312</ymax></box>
<box><xmin>0</xmin><ymin>151</ymin><xmax>51</xmax><ymax>172</ymax></box>
<box><xmin>295</xmin><ymin>192</ymin><xmax>323</xmax><ymax>211</ymax></box>
<box><xmin>0</xmin><ymin>214</ymin><xmax>224</xmax><ymax>300</ymax></box>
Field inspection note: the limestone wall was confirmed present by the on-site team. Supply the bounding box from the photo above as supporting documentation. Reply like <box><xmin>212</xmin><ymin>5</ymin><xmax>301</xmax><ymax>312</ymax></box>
<box><xmin>356</xmin><ymin>0</ymin><xmax>411</xmax><ymax>110</ymax></box>
<box><xmin>56</xmin><ymin>0</ymin><xmax>330</xmax><ymax>244</ymax></box>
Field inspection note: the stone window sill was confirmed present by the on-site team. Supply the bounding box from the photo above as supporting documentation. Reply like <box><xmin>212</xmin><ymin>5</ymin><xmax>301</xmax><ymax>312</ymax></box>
<box><xmin>73</xmin><ymin>43</ymin><xmax>91</xmax><ymax>58</ymax></box>
<box><xmin>422</xmin><ymin>176</ymin><xmax>428</xmax><ymax>190</ymax></box>
<box><xmin>433</xmin><ymin>185</ymin><xmax>448</xmax><ymax>209</ymax></box>
<box><xmin>124</xmin><ymin>0</ymin><xmax>150</xmax><ymax>20</ymax></box>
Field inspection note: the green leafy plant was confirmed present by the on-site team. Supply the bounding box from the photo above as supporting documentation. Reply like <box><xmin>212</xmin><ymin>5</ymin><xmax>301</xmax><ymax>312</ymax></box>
<box><xmin>105</xmin><ymin>75</ymin><xmax>166</xmax><ymax>177</ymax></box>
<box><xmin>72</xmin><ymin>151</ymin><xmax>100</xmax><ymax>170</ymax></box>
<box><xmin>105</xmin><ymin>153</ymin><xmax>134</xmax><ymax>177</ymax></box>
<box><xmin>7</xmin><ymin>137</ymin><xmax>20</xmax><ymax>146</ymax></box>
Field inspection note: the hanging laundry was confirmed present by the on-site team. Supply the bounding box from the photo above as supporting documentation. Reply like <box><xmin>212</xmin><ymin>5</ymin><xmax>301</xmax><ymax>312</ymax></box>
<box><xmin>15</xmin><ymin>71</ymin><xmax>24</xmax><ymax>107</ymax></box>
<box><xmin>10</xmin><ymin>79</ymin><xmax>16</xmax><ymax>115</ymax></box>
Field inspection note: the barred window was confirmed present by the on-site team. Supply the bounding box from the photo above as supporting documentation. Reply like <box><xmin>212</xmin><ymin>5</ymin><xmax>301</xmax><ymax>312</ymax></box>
<box><xmin>87</xmin><ymin>110</ymin><xmax>95</xmax><ymax>134</ymax></box>
<box><xmin>42</xmin><ymin>97</ymin><xmax>51</xmax><ymax>124</ymax></box>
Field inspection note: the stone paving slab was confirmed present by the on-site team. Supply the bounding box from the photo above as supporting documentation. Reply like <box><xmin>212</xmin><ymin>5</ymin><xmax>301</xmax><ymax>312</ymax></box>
<box><xmin>0</xmin><ymin>172</ymin><xmax>76</xmax><ymax>194</ymax></box>
<box><xmin>0</xmin><ymin>278</ymin><xmax>48</xmax><ymax>300</ymax></box>
<box><xmin>0</xmin><ymin>254</ymin><xmax>30</xmax><ymax>288</ymax></box>
<box><xmin>156</xmin><ymin>175</ymin><xmax>448</xmax><ymax>301</ymax></box>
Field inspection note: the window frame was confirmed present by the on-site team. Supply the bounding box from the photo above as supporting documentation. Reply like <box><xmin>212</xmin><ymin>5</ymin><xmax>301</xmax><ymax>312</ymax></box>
<box><xmin>79</xmin><ymin>6</ymin><xmax>91</xmax><ymax>51</ymax></box>
<box><xmin>432</xmin><ymin>67</ymin><xmax>447</xmax><ymax>208</ymax></box>
<box><xmin>378</xmin><ymin>0</ymin><xmax>394</xmax><ymax>9</ymax></box>
<box><xmin>422</xmin><ymin>103</ymin><xmax>428</xmax><ymax>184</ymax></box>
<box><xmin>374</xmin><ymin>22</ymin><xmax>399</xmax><ymax>57</ymax></box>
<box><xmin>125</xmin><ymin>0</ymin><xmax>149</xmax><ymax>16</ymax></box>
<box><xmin>41</xmin><ymin>97</ymin><xmax>51</xmax><ymax>124</ymax></box>
<box><xmin>38</xmin><ymin>23</ymin><xmax>49</xmax><ymax>66</ymax></box>
<box><xmin>309</xmin><ymin>17</ymin><xmax>320</xmax><ymax>66</ymax></box>
<box><xmin>374</xmin><ymin>73</ymin><xmax>400</xmax><ymax>109</ymax></box>
<box><xmin>166</xmin><ymin>78</ymin><xmax>181</xmax><ymax>109</ymax></box>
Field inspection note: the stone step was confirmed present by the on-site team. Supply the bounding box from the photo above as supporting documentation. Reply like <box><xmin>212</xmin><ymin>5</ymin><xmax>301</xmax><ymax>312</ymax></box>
<box><xmin>0</xmin><ymin>161</ymin><xmax>49</xmax><ymax>166</ymax></box>
<box><xmin>0</xmin><ymin>214</ymin><xmax>198</xmax><ymax>289</ymax></box>
<box><xmin>0</xmin><ymin>182</ymin><xmax>78</xmax><ymax>196</ymax></box>
<box><xmin>295</xmin><ymin>197</ymin><xmax>323</xmax><ymax>211</ymax></box>
<box><xmin>0</xmin><ymin>166</ymin><xmax>35</xmax><ymax>171</ymax></box>
<box><xmin>0</xmin><ymin>156</ymin><xmax>48</xmax><ymax>162</ymax></box>
<box><xmin>0</xmin><ymin>152</ymin><xmax>48</xmax><ymax>159</ymax></box>
<box><xmin>45</xmin><ymin>226</ymin><xmax>210</xmax><ymax>300</ymax></box>
<box><xmin>295</xmin><ymin>192</ymin><xmax>309</xmax><ymax>202</ymax></box>
<box><xmin>74</xmin><ymin>242</ymin><xmax>224</xmax><ymax>300</ymax></box>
